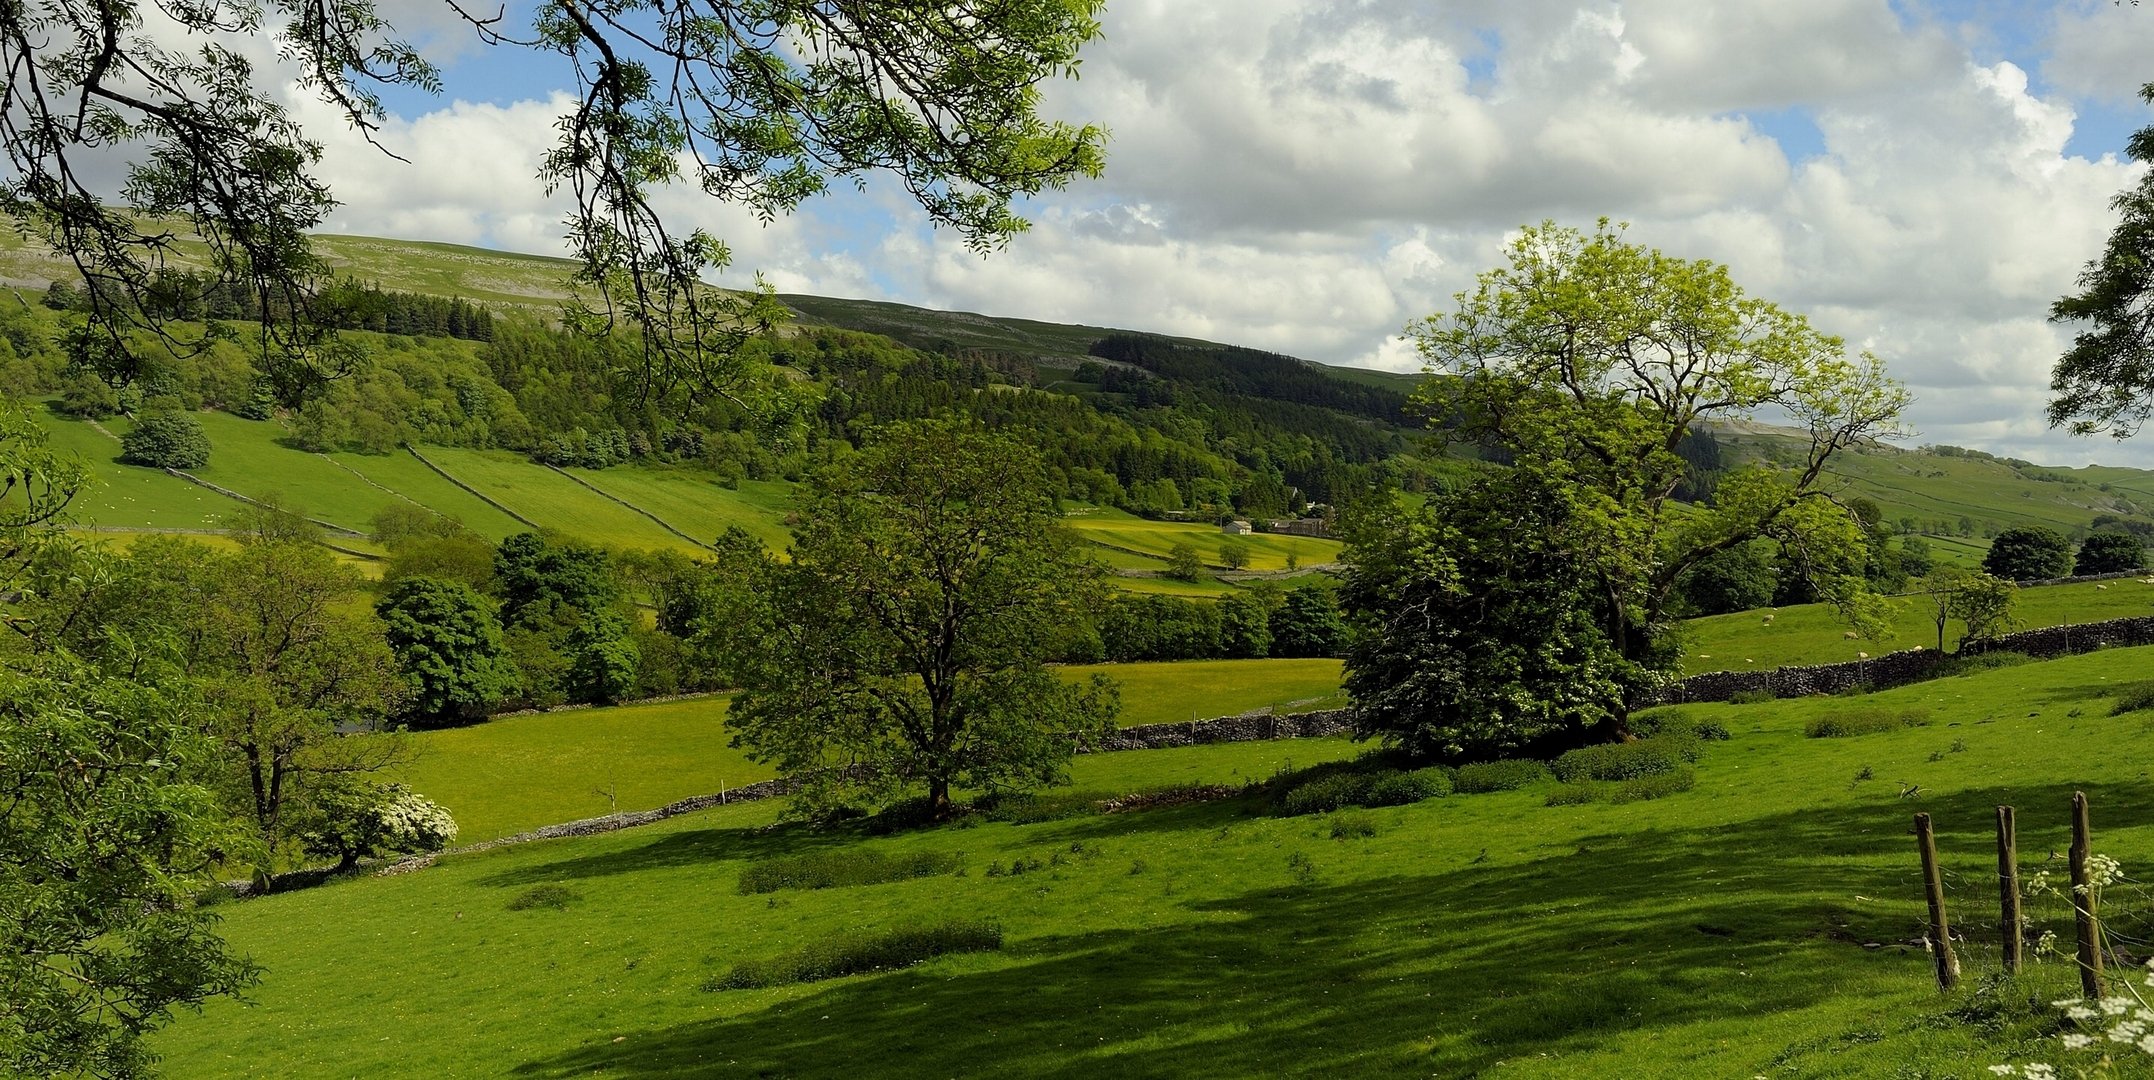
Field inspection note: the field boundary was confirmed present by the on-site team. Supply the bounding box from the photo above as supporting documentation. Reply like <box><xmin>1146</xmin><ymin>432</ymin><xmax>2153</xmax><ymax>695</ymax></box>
<box><xmin>161</xmin><ymin>466</ymin><xmax>370</xmax><ymax>538</ymax></box>
<box><xmin>401</xmin><ymin>444</ymin><xmax>543</xmax><ymax>531</ymax></box>
<box><xmin>542</xmin><ymin>464</ymin><xmax>714</xmax><ymax>551</ymax></box>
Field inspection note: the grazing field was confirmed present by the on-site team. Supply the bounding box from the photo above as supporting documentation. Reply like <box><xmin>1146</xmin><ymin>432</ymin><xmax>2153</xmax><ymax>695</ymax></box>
<box><xmin>1066</xmin><ymin>658</ymin><xmax>1346</xmax><ymax>726</ymax></box>
<box><xmin>31</xmin><ymin>408</ymin><xmax>241</xmax><ymax>528</ymax></box>
<box><xmin>153</xmin><ymin>648</ymin><xmax>2154</xmax><ymax>1078</ymax></box>
<box><xmin>387</xmin><ymin>660</ymin><xmax>1352</xmax><ymax>841</ymax></box>
<box><xmin>328</xmin><ymin>450</ymin><xmax>529</xmax><ymax>540</ymax></box>
<box><xmin>1683</xmin><ymin>577</ymin><xmax>2154</xmax><ymax>673</ymax></box>
<box><xmin>564</xmin><ymin>468</ymin><xmax>795</xmax><ymax>550</ymax></box>
<box><xmin>416</xmin><ymin>447</ymin><xmax>709</xmax><ymax>554</ymax></box>
<box><xmin>1063</xmin><ymin>507</ymin><xmax>1341</xmax><ymax>571</ymax></box>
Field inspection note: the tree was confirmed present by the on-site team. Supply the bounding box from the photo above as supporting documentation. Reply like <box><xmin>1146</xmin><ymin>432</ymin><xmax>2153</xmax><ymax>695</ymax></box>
<box><xmin>1</xmin><ymin>0</ymin><xmax>1106</xmax><ymax>409</ymax></box>
<box><xmin>2077</xmin><ymin>531</ymin><xmax>2147</xmax><ymax>575</ymax></box>
<box><xmin>1216</xmin><ymin>590</ymin><xmax>1273</xmax><ymax>659</ymax></box>
<box><xmin>1347</xmin><ymin>220</ymin><xmax>1909</xmax><ymax>754</ymax></box>
<box><xmin>1218</xmin><ymin>537</ymin><xmax>1253</xmax><ymax>571</ymax></box>
<box><xmin>300</xmin><ymin>779</ymin><xmax>458</xmax><ymax>872</ymax></box>
<box><xmin>1166</xmin><ymin>541</ymin><xmax>1206</xmax><ymax>582</ymax></box>
<box><xmin>1270</xmin><ymin>582</ymin><xmax>1345</xmax><ymax>659</ymax></box>
<box><xmin>118</xmin><ymin>410</ymin><xmax>211</xmax><ymax>469</ymax></box>
<box><xmin>1917</xmin><ymin>568</ymin><xmax>2018</xmax><ymax>652</ymax></box>
<box><xmin>1674</xmin><ymin>541</ymin><xmax>1778</xmax><ymax>616</ymax></box>
<box><xmin>564</xmin><ymin>609</ymin><xmax>640</xmax><ymax>705</ymax></box>
<box><xmin>376</xmin><ymin>577</ymin><xmax>521</xmax><ymax>727</ymax></box>
<box><xmin>2050</xmin><ymin>81</ymin><xmax>2154</xmax><ymax>437</ymax></box>
<box><xmin>1983</xmin><ymin>526</ymin><xmax>2074</xmax><ymax>581</ymax></box>
<box><xmin>710</xmin><ymin>422</ymin><xmax>1118</xmax><ymax>816</ymax></box>
<box><xmin>0</xmin><ymin>402</ymin><xmax>256</xmax><ymax>1078</ymax></box>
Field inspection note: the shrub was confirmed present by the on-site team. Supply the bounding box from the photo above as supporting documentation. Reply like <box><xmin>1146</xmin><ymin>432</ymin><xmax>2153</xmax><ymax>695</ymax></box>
<box><xmin>1927</xmin><ymin>651</ymin><xmax>2034</xmax><ymax>679</ymax></box>
<box><xmin>1728</xmin><ymin>689</ymin><xmax>1776</xmax><ymax>705</ymax></box>
<box><xmin>1545</xmin><ymin>768</ymin><xmax>1696</xmax><ymax>806</ymax></box>
<box><xmin>1329</xmin><ymin>811</ymin><xmax>1379</xmax><ymax>839</ymax></box>
<box><xmin>2112</xmin><ymin>681</ymin><xmax>2154</xmax><ymax>716</ymax></box>
<box><xmin>1629</xmin><ymin>710</ymin><xmax>1731</xmax><ymax>742</ymax></box>
<box><xmin>119</xmin><ymin>410</ymin><xmax>211</xmax><ymax>469</ymax></box>
<box><xmin>1551</xmin><ymin>738</ymin><xmax>1696</xmax><ymax>783</ymax></box>
<box><xmin>1364</xmin><ymin>768</ymin><xmax>1453</xmax><ymax>807</ymax></box>
<box><xmin>1453</xmin><ymin>759</ymin><xmax>1552</xmax><ymax>794</ymax></box>
<box><xmin>506</xmin><ymin>884</ymin><xmax>582</xmax><ymax>911</ymax></box>
<box><xmin>1280</xmin><ymin>772</ymin><xmax>1377</xmax><ymax>816</ymax></box>
<box><xmin>737</xmin><ymin>849</ymin><xmax>963</xmax><ymax>894</ymax></box>
<box><xmin>1804</xmin><ymin>708</ymin><xmax>1930</xmax><ymax>738</ymax></box>
<box><xmin>706</xmin><ymin>920</ymin><xmax>1003</xmax><ymax>990</ymax></box>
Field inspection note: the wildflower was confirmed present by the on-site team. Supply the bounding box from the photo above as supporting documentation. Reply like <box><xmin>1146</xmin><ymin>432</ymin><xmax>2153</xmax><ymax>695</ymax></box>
<box><xmin>2023</xmin><ymin>1065</ymin><xmax>2056</xmax><ymax>1080</ymax></box>
<box><xmin>1988</xmin><ymin>1067</ymin><xmax>2016</xmax><ymax>1077</ymax></box>
<box><xmin>2067</xmin><ymin>1005</ymin><xmax>2099</xmax><ymax>1022</ymax></box>
<box><xmin>2101</xmin><ymin>997</ymin><xmax>2134</xmax><ymax>1018</ymax></box>
<box><xmin>2061</xmin><ymin>1033</ymin><xmax>2094</xmax><ymax>1050</ymax></box>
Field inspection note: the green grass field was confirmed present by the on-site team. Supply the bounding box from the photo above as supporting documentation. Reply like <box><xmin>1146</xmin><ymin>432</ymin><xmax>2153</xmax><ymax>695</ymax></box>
<box><xmin>1684</xmin><ymin>577</ymin><xmax>2154</xmax><ymax>673</ymax></box>
<box><xmin>415</xmin><ymin>448</ymin><xmax>709</xmax><ymax>554</ymax></box>
<box><xmin>329</xmin><ymin>450</ymin><xmax>530</xmax><ymax>540</ymax></box>
<box><xmin>388</xmin><ymin>660</ymin><xmax>1350</xmax><ymax>842</ymax></box>
<box><xmin>1063</xmin><ymin>508</ymin><xmax>1341</xmax><ymax>572</ymax></box>
<box><xmin>564</xmin><ymin>467</ymin><xmax>795</xmax><ymax>550</ymax></box>
<box><xmin>151</xmin><ymin>647</ymin><xmax>2154</xmax><ymax>1077</ymax></box>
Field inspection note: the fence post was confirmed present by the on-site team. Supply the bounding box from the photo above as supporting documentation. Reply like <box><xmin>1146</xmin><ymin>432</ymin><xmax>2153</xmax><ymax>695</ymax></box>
<box><xmin>2070</xmin><ymin>791</ymin><xmax>2104</xmax><ymax>999</ymax></box>
<box><xmin>1996</xmin><ymin>805</ymin><xmax>2021</xmax><ymax>975</ymax></box>
<box><xmin>1915</xmin><ymin>812</ymin><xmax>1960</xmax><ymax>991</ymax></box>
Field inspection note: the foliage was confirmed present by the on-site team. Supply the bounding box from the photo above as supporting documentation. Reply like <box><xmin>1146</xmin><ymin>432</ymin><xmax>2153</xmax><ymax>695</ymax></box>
<box><xmin>1452</xmin><ymin>759</ymin><xmax>1554</xmax><ymax>794</ymax></box>
<box><xmin>1916</xmin><ymin>568</ymin><xmax>2020</xmax><ymax>651</ymax></box>
<box><xmin>1983</xmin><ymin>526</ymin><xmax>2074</xmax><ymax>582</ymax></box>
<box><xmin>371</xmin><ymin>504</ymin><xmax>469</xmax><ymax>549</ymax></box>
<box><xmin>2075</xmin><ymin>531</ymin><xmax>2146</xmax><ymax>575</ymax></box>
<box><xmin>119</xmin><ymin>410</ymin><xmax>212</xmax><ymax>469</ymax></box>
<box><xmin>1364</xmin><ymin>768</ymin><xmax>1453</xmax><ymax>806</ymax></box>
<box><xmin>706</xmin><ymin>920</ymin><xmax>1004</xmax><ymax>991</ymax></box>
<box><xmin>1803</xmin><ymin>708</ymin><xmax>1929</xmax><ymax>738</ymax></box>
<box><xmin>1676</xmin><ymin>540</ymin><xmax>1779</xmax><ymax>616</ymax></box>
<box><xmin>2049</xmin><ymin>81</ymin><xmax>2154</xmax><ymax>437</ymax></box>
<box><xmin>1350</xmin><ymin>220</ymin><xmax>1907</xmax><ymax>758</ymax></box>
<box><xmin>1269</xmin><ymin>582</ymin><xmax>1345</xmax><ymax>659</ymax></box>
<box><xmin>1279</xmin><ymin>773</ymin><xmax>1379</xmax><ymax>817</ymax></box>
<box><xmin>0</xmin><ymin>657</ymin><xmax>261</xmax><ymax>1080</ymax></box>
<box><xmin>1218</xmin><ymin>538</ymin><xmax>1252</xmax><ymax>571</ymax></box>
<box><xmin>1214</xmin><ymin>591</ymin><xmax>1274</xmax><ymax>659</ymax></box>
<box><xmin>1546</xmin><ymin>768</ymin><xmax>1697</xmax><ymax>806</ymax></box>
<box><xmin>2111</xmin><ymin>680</ymin><xmax>2154</xmax><ymax>716</ymax></box>
<box><xmin>1341</xmin><ymin>472</ymin><xmax>1646</xmax><ymax>761</ymax></box>
<box><xmin>1550</xmin><ymin>738</ymin><xmax>1698</xmax><ymax>783</ymax></box>
<box><xmin>492</xmin><ymin>532</ymin><xmax>621</xmax><ymax>629</ymax></box>
<box><xmin>300</xmin><ymin>779</ymin><xmax>459</xmax><ymax>871</ymax></box>
<box><xmin>736</xmin><ymin>850</ymin><xmax>963</xmax><ymax>895</ymax></box>
<box><xmin>376</xmin><ymin>577</ymin><xmax>521</xmax><ymax>727</ymax></box>
<box><xmin>564</xmin><ymin>609</ymin><xmax>640</xmax><ymax>706</ymax></box>
<box><xmin>1166</xmin><ymin>541</ymin><xmax>1205</xmax><ymax>582</ymax></box>
<box><xmin>711</xmin><ymin>422</ymin><xmax>1120</xmax><ymax>816</ymax></box>
<box><xmin>0</xmin><ymin>0</ymin><xmax>1105</xmax><ymax>409</ymax></box>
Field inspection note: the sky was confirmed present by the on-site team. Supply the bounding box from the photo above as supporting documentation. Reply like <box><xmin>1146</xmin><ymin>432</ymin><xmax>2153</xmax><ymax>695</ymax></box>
<box><xmin>286</xmin><ymin>0</ymin><xmax>2154</xmax><ymax>466</ymax></box>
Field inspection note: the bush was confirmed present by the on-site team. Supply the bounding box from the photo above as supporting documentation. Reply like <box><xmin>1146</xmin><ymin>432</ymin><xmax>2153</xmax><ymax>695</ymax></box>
<box><xmin>2077</xmin><ymin>532</ymin><xmax>2146</xmax><ymax>575</ymax></box>
<box><xmin>2111</xmin><ymin>681</ymin><xmax>2154</xmax><ymax>716</ymax></box>
<box><xmin>1329</xmin><ymin>811</ymin><xmax>1379</xmax><ymax>839</ymax></box>
<box><xmin>1551</xmin><ymin>738</ymin><xmax>1697</xmax><ymax>783</ymax></box>
<box><xmin>1280</xmin><ymin>772</ymin><xmax>1377</xmax><ymax>816</ymax></box>
<box><xmin>1364</xmin><ymin>768</ymin><xmax>1453</xmax><ymax>806</ymax></box>
<box><xmin>1453</xmin><ymin>759</ymin><xmax>1553</xmax><ymax>794</ymax></box>
<box><xmin>1927</xmin><ymin>651</ymin><xmax>2034</xmax><ymax>679</ymax></box>
<box><xmin>119</xmin><ymin>410</ymin><xmax>211</xmax><ymax>469</ymax></box>
<box><xmin>969</xmin><ymin>790</ymin><xmax>1097</xmax><ymax>825</ymax></box>
<box><xmin>1728</xmin><ymin>689</ymin><xmax>1776</xmax><ymax>705</ymax></box>
<box><xmin>1545</xmin><ymin>768</ymin><xmax>1697</xmax><ymax>806</ymax></box>
<box><xmin>1629</xmin><ymin>710</ymin><xmax>1731</xmax><ymax>742</ymax></box>
<box><xmin>737</xmin><ymin>849</ymin><xmax>963</xmax><ymax>894</ymax></box>
<box><xmin>505</xmin><ymin>884</ymin><xmax>581</xmax><ymax>911</ymax></box>
<box><xmin>1804</xmin><ymin>708</ymin><xmax>1930</xmax><ymax>738</ymax></box>
<box><xmin>706</xmin><ymin>920</ymin><xmax>1003</xmax><ymax>990</ymax></box>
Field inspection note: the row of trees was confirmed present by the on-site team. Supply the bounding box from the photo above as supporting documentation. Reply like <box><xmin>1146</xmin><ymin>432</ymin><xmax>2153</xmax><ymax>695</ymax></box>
<box><xmin>1981</xmin><ymin>525</ymin><xmax>2148</xmax><ymax>581</ymax></box>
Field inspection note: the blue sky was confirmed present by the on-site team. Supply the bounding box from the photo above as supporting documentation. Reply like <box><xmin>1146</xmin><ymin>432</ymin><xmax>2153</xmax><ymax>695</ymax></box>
<box><xmin>310</xmin><ymin>0</ymin><xmax>2154</xmax><ymax>465</ymax></box>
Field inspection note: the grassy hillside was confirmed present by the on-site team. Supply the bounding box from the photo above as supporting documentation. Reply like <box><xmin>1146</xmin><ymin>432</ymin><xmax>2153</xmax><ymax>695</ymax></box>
<box><xmin>1063</xmin><ymin>507</ymin><xmax>1341</xmax><ymax>571</ymax></box>
<box><xmin>152</xmin><ymin>648</ymin><xmax>2154</xmax><ymax>1077</ymax></box>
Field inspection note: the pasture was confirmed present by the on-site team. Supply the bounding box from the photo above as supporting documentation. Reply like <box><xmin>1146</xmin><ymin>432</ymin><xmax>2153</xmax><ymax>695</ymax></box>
<box><xmin>1062</xmin><ymin>507</ymin><xmax>1342</xmax><ymax>572</ymax></box>
<box><xmin>152</xmin><ymin>647</ymin><xmax>2154</xmax><ymax>1077</ymax></box>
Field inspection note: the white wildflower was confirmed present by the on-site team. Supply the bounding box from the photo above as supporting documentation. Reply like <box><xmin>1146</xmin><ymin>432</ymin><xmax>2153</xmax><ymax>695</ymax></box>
<box><xmin>2140</xmin><ymin>1032</ymin><xmax>2154</xmax><ymax>1055</ymax></box>
<box><xmin>2101</xmin><ymin>997</ymin><xmax>2134</xmax><ymax>1018</ymax></box>
<box><xmin>2061</xmin><ymin>1033</ymin><xmax>2094</xmax><ymax>1050</ymax></box>
<box><xmin>2023</xmin><ymin>1065</ymin><xmax>2056</xmax><ymax>1080</ymax></box>
<box><xmin>1987</xmin><ymin>1066</ymin><xmax>2016</xmax><ymax>1077</ymax></box>
<box><xmin>2067</xmin><ymin>1005</ymin><xmax>2100</xmax><ymax>1022</ymax></box>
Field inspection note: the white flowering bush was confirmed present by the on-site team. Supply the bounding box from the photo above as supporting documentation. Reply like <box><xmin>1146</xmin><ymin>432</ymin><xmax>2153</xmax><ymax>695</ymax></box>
<box><xmin>302</xmin><ymin>780</ymin><xmax>460</xmax><ymax>870</ymax></box>
<box><xmin>1989</xmin><ymin>855</ymin><xmax>2154</xmax><ymax>1079</ymax></box>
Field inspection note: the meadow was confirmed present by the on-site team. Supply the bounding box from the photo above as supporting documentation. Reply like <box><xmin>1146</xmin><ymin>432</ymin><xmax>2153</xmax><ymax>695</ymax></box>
<box><xmin>152</xmin><ymin>647</ymin><xmax>2154</xmax><ymax>1077</ymax></box>
<box><xmin>1061</xmin><ymin>507</ymin><xmax>1342</xmax><ymax>571</ymax></box>
<box><xmin>388</xmin><ymin>659</ymin><xmax>1347</xmax><ymax>842</ymax></box>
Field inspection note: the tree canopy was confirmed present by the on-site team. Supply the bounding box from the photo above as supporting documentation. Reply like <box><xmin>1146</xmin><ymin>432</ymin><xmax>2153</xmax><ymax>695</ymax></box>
<box><xmin>1344</xmin><ymin>220</ymin><xmax>1908</xmax><ymax>757</ymax></box>
<box><xmin>1982</xmin><ymin>526</ymin><xmax>2074</xmax><ymax>582</ymax></box>
<box><xmin>1</xmin><ymin>0</ymin><xmax>1107</xmax><ymax>405</ymax></box>
<box><xmin>709</xmin><ymin>422</ymin><xmax>1118</xmax><ymax>816</ymax></box>
<box><xmin>2050</xmin><ymin>81</ymin><xmax>2154</xmax><ymax>438</ymax></box>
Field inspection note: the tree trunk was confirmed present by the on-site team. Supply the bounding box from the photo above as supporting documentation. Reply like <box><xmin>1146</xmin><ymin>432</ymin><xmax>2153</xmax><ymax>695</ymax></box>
<box><xmin>929</xmin><ymin>777</ymin><xmax>952</xmax><ymax>819</ymax></box>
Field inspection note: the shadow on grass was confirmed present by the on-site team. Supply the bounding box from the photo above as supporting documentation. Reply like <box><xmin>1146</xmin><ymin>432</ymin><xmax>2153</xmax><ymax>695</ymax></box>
<box><xmin>473</xmin><ymin>824</ymin><xmax>852</xmax><ymax>888</ymax></box>
<box><xmin>504</xmin><ymin>781</ymin><xmax>2154</xmax><ymax>1078</ymax></box>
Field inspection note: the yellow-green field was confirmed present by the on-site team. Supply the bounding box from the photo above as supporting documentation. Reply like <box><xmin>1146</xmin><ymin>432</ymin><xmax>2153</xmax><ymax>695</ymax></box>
<box><xmin>415</xmin><ymin>447</ymin><xmax>709</xmax><ymax>554</ymax></box>
<box><xmin>564</xmin><ymin>467</ymin><xmax>794</xmax><ymax>550</ymax></box>
<box><xmin>1063</xmin><ymin>508</ymin><xmax>1341</xmax><ymax>571</ymax></box>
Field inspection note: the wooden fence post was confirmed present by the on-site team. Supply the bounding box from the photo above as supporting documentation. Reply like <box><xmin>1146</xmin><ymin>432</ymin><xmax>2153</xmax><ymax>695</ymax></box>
<box><xmin>1915</xmin><ymin>812</ymin><xmax>1960</xmax><ymax>991</ymax></box>
<box><xmin>1996</xmin><ymin>805</ymin><xmax>2021</xmax><ymax>975</ymax></box>
<box><xmin>2070</xmin><ymin>790</ymin><xmax>2104</xmax><ymax>999</ymax></box>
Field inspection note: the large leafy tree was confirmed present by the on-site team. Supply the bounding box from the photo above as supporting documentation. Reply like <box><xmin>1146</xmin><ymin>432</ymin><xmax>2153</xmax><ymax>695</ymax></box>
<box><xmin>1982</xmin><ymin>526</ymin><xmax>2074</xmax><ymax>582</ymax></box>
<box><xmin>0</xmin><ymin>402</ymin><xmax>257</xmax><ymax>1078</ymax></box>
<box><xmin>2050</xmin><ymin>81</ymin><xmax>2154</xmax><ymax>437</ymax></box>
<box><xmin>0</xmin><ymin>0</ymin><xmax>1106</xmax><ymax>405</ymax></box>
<box><xmin>1346</xmin><ymin>220</ymin><xmax>1909</xmax><ymax>756</ymax></box>
<box><xmin>710</xmin><ymin>422</ymin><xmax>1119</xmax><ymax>816</ymax></box>
<box><xmin>376</xmin><ymin>576</ymin><xmax>521</xmax><ymax>727</ymax></box>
